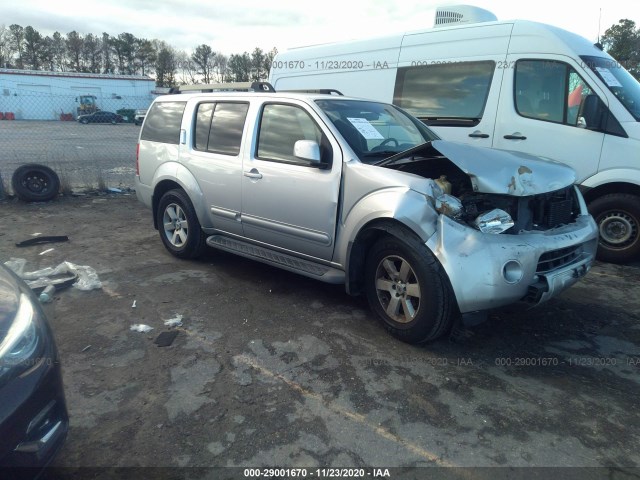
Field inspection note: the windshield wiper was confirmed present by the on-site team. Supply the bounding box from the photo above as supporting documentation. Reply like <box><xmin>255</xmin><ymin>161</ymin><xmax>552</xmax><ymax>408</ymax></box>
<box><xmin>362</xmin><ymin>150</ymin><xmax>401</xmax><ymax>158</ymax></box>
<box><xmin>374</xmin><ymin>142</ymin><xmax>434</xmax><ymax>166</ymax></box>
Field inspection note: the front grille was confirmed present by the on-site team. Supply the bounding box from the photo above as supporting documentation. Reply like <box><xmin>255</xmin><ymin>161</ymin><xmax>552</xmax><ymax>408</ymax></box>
<box><xmin>536</xmin><ymin>244</ymin><xmax>582</xmax><ymax>274</ymax></box>
<box><xmin>548</xmin><ymin>199</ymin><xmax>573</xmax><ymax>227</ymax></box>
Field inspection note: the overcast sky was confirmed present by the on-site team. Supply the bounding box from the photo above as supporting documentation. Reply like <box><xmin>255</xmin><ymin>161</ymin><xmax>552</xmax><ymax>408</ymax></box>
<box><xmin>1</xmin><ymin>0</ymin><xmax>638</xmax><ymax>55</ymax></box>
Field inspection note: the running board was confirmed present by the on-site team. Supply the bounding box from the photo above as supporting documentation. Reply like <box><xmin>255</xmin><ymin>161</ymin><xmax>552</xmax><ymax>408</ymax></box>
<box><xmin>206</xmin><ymin>235</ymin><xmax>345</xmax><ymax>284</ymax></box>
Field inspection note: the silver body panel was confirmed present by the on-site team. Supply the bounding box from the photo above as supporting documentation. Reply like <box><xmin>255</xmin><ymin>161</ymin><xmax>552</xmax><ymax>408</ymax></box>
<box><xmin>136</xmin><ymin>92</ymin><xmax>598</xmax><ymax>314</ymax></box>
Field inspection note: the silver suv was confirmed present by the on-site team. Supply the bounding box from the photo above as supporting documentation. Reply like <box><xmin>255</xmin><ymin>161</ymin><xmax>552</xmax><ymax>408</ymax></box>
<box><xmin>135</xmin><ymin>85</ymin><xmax>598</xmax><ymax>343</ymax></box>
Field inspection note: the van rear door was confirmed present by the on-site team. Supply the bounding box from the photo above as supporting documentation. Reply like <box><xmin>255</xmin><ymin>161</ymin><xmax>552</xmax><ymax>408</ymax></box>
<box><xmin>395</xmin><ymin>23</ymin><xmax>512</xmax><ymax>146</ymax></box>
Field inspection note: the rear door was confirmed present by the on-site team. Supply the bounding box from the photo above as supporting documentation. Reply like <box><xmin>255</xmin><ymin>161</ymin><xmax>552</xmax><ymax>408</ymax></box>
<box><xmin>182</xmin><ymin>101</ymin><xmax>250</xmax><ymax>235</ymax></box>
<box><xmin>395</xmin><ymin>23</ymin><xmax>512</xmax><ymax>146</ymax></box>
<box><xmin>240</xmin><ymin>101</ymin><xmax>342</xmax><ymax>260</ymax></box>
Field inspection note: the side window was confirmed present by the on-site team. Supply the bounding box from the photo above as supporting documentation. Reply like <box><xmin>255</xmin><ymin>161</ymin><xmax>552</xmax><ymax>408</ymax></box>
<box><xmin>393</xmin><ymin>61</ymin><xmax>495</xmax><ymax>124</ymax></box>
<box><xmin>257</xmin><ymin>104</ymin><xmax>326</xmax><ymax>166</ymax></box>
<box><xmin>514</xmin><ymin>60</ymin><xmax>594</xmax><ymax>126</ymax></box>
<box><xmin>194</xmin><ymin>102</ymin><xmax>249</xmax><ymax>155</ymax></box>
<box><xmin>140</xmin><ymin>101</ymin><xmax>187</xmax><ymax>144</ymax></box>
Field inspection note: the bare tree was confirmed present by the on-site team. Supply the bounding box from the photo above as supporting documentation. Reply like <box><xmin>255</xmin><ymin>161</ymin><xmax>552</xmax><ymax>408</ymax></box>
<box><xmin>9</xmin><ymin>24</ymin><xmax>24</xmax><ymax>69</ymax></box>
<box><xmin>191</xmin><ymin>44</ymin><xmax>215</xmax><ymax>83</ymax></box>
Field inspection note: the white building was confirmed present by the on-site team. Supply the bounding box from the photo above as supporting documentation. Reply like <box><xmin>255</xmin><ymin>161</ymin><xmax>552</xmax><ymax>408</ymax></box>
<box><xmin>0</xmin><ymin>68</ymin><xmax>156</xmax><ymax>120</ymax></box>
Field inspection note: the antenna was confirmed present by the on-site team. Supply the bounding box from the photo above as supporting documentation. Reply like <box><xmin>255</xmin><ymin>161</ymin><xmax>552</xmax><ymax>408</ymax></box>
<box><xmin>598</xmin><ymin>8</ymin><xmax>602</xmax><ymax>43</ymax></box>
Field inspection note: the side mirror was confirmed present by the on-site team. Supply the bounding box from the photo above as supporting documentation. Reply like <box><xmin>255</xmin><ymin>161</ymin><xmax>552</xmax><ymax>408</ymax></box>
<box><xmin>294</xmin><ymin>140</ymin><xmax>321</xmax><ymax>165</ymax></box>
<box><xmin>577</xmin><ymin>94</ymin><xmax>604</xmax><ymax>130</ymax></box>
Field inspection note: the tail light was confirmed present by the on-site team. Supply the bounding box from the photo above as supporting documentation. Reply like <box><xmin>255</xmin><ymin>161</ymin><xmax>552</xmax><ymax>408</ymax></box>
<box><xmin>136</xmin><ymin>143</ymin><xmax>140</xmax><ymax>176</ymax></box>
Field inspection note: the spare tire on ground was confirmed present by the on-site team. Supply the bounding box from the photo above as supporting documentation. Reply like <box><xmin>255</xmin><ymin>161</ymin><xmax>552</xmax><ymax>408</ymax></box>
<box><xmin>11</xmin><ymin>164</ymin><xmax>60</xmax><ymax>202</ymax></box>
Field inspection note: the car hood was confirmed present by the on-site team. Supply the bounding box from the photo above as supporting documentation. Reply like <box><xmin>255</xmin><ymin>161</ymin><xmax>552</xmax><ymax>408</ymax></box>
<box><xmin>383</xmin><ymin>140</ymin><xmax>577</xmax><ymax>196</ymax></box>
<box><xmin>0</xmin><ymin>265</ymin><xmax>22</xmax><ymax>345</ymax></box>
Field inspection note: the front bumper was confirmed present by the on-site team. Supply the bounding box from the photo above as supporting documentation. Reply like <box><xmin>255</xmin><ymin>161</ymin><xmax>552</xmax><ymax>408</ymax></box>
<box><xmin>0</xmin><ymin>335</ymin><xmax>69</xmax><ymax>472</ymax></box>
<box><xmin>427</xmin><ymin>213</ymin><xmax>599</xmax><ymax>313</ymax></box>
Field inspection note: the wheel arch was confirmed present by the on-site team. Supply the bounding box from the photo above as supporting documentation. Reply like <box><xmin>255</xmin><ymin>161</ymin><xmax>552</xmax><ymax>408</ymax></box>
<box><xmin>151</xmin><ymin>164</ymin><xmax>209</xmax><ymax>230</ymax></box>
<box><xmin>346</xmin><ymin>218</ymin><xmax>439</xmax><ymax>296</ymax></box>
<box><xmin>582</xmin><ymin>181</ymin><xmax>640</xmax><ymax>204</ymax></box>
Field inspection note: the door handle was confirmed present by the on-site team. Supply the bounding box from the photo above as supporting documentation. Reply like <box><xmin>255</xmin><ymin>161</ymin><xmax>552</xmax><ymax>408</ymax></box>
<box><xmin>503</xmin><ymin>133</ymin><xmax>527</xmax><ymax>140</ymax></box>
<box><xmin>244</xmin><ymin>169</ymin><xmax>263</xmax><ymax>179</ymax></box>
<box><xmin>468</xmin><ymin>131</ymin><xmax>490</xmax><ymax>138</ymax></box>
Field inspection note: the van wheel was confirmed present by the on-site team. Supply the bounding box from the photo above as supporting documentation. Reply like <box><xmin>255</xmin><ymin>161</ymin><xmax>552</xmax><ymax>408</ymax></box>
<box><xmin>589</xmin><ymin>193</ymin><xmax>640</xmax><ymax>264</ymax></box>
<box><xmin>157</xmin><ymin>189</ymin><xmax>207</xmax><ymax>259</ymax></box>
<box><xmin>364</xmin><ymin>234</ymin><xmax>454</xmax><ymax>344</ymax></box>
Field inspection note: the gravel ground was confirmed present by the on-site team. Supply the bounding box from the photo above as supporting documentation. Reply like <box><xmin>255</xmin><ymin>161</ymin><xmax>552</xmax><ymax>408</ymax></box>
<box><xmin>1</xmin><ymin>194</ymin><xmax>640</xmax><ymax>479</ymax></box>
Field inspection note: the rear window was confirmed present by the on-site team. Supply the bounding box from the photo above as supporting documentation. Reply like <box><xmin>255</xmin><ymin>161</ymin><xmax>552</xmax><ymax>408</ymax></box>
<box><xmin>393</xmin><ymin>61</ymin><xmax>495</xmax><ymax>126</ymax></box>
<box><xmin>141</xmin><ymin>101</ymin><xmax>187</xmax><ymax>144</ymax></box>
<box><xmin>194</xmin><ymin>102</ymin><xmax>249</xmax><ymax>155</ymax></box>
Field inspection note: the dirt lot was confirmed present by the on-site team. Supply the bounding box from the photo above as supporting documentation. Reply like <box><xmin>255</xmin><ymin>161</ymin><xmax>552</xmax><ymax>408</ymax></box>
<box><xmin>2</xmin><ymin>194</ymin><xmax>640</xmax><ymax>477</ymax></box>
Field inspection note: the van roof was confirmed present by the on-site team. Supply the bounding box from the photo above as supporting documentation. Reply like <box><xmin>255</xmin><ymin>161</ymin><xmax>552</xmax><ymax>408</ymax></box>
<box><xmin>281</xmin><ymin>19</ymin><xmax>610</xmax><ymax>61</ymax></box>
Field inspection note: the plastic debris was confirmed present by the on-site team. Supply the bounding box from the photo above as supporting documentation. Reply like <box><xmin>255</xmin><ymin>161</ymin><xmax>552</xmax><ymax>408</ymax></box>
<box><xmin>81</xmin><ymin>345</ymin><xmax>92</xmax><ymax>352</ymax></box>
<box><xmin>108</xmin><ymin>187</ymin><xmax>123</xmax><ymax>193</ymax></box>
<box><xmin>39</xmin><ymin>285</ymin><xmax>56</xmax><ymax>303</ymax></box>
<box><xmin>4</xmin><ymin>258</ymin><xmax>102</xmax><ymax>291</ymax></box>
<box><xmin>16</xmin><ymin>235</ymin><xmax>69</xmax><ymax>247</ymax></box>
<box><xmin>130</xmin><ymin>324</ymin><xmax>153</xmax><ymax>333</ymax></box>
<box><xmin>154</xmin><ymin>331</ymin><xmax>179</xmax><ymax>347</ymax></box>
<box><xmin>163</xmin><ymin>314</ymin><xmax>183</xmax><ymax>327</ymax></box>
<box><xmin>39</xmin><ymin>248</ymin><xmax>55</xmax><ymax>255</ymax></box>
<box><xmin>132</xmin><ymin>300</ymin><xmax>137</xmax><ymax>308</ymax></box>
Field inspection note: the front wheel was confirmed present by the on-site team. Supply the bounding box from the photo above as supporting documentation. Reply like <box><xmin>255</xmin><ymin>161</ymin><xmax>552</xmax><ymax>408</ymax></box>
<box><xmin>364</xmin><ymin>234</ymin><xmax>455</xmax><ymax>344</ymax></box>
<box><xmin>589</xmin><ymin>193</ymin><xmax>640</xmax><ymax>264</ymax></box>
<box><xmin>156</xmin><ymin>189</ymin><xmax>207</xmax><ymax>259</ymax></box>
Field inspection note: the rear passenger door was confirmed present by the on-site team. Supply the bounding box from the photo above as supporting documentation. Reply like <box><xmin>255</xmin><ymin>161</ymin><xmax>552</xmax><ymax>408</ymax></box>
<box><xmin>183</xmin><ymin>101</ymin><xmax>249</xmax><ymax>235</ymax></box>
<box><xmin>240</xmin><ymin>101</ymin><xmax>342</xmax><ymax>261</ymax></box>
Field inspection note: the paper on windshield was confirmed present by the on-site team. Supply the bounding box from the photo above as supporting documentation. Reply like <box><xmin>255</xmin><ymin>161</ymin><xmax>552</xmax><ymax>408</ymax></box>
<box><xmin>596</xmin><ymin>67</ymin><xmax>623</xmax><ymax>88</ymax></box>
<box><xmin>347</xmin><ymin>117</ymin><xmax>384</xmax><ymax>140</ymax></box>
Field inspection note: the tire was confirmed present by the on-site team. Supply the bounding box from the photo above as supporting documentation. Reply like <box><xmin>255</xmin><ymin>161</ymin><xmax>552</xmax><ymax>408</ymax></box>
<box><xmin>156</xmin><ymin>189</ymin><xmax>207</xmax><ymax>259</ymax></box>
<box><xmin>589</xmin><ymin>193</ymin><xmax>640</xmax><ymax>264</ymax></box>
<box><xmin>364</xmin><ymin>233</ymin><xmax>455</xmax><ymax>344</ymax></box>
<box><xmin>11</xmin><ymin>164</ymin><xmax>60</xmax><ymax>202</ymax></box>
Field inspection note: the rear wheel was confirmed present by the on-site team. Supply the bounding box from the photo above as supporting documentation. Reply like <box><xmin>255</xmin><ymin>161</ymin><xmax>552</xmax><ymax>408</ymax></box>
<box><xmin>156</xmin><ymin>189</ymin><xmax>207</xmax><ymax>259</ymax></box>
<box><xmin>364</xmin><ymin>233</ymin><xmax>454</xmax><ymax>344</ymax></box>
<box><xmin>589</xmin><ymin>193</ymin><xmax>640</xmax><ymax>264</ymax></box>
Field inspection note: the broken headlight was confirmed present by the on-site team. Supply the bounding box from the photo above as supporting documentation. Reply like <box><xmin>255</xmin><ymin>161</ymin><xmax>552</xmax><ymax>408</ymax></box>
<box><xmin>474</xmin><ymin>209</ymin><xmax>515</xmax><ymax>234</ymax></box>
<box><xmin>435</xmin><ymin>194</ymin><xmax>463</xmax><ymax>219</ymax></box>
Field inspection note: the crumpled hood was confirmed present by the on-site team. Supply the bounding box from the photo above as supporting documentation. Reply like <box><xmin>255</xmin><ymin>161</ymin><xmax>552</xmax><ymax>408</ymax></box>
<box><xmin>431</xmin><ymin>140</ymin><xmax>577</xmax><ymax>195</ymax></box>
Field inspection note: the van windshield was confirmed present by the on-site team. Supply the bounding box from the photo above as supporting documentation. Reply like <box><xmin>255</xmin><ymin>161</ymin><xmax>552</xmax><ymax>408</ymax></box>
<box><xmin>581</xmin><ymin>55</ymin><xmax>640</xmax><ymax>121</ymax></box>
<box><xmin>315</xmin><ymin>99</ymin><xmax>440</xmax><ymax>162</ymax></box>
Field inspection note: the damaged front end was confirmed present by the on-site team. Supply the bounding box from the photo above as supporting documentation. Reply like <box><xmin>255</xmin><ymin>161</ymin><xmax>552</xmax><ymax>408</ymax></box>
<box><xmin>379</xmin><ymin>140</ymin><xmax>599</xmax><ymax>313</ymax></box>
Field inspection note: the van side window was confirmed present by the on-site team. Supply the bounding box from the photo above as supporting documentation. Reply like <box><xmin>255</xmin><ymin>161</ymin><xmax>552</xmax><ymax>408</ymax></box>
<box><xmin>140</xmin><ymin>101</ymin><xmax>186</xmax><ymax>144</ymax></box>
<box><xmin>194</xmin><ymin>102</ymin><xmax>249</xmax><ymax>156</ymax></box>
<box><xmin>393</xmin><ymin>61</ymin><xmax>495</xmax><ymax>125</ymax></box>
<box><xmin>257</xmin><ymin>104</ymin><xmax>329</xmax><ymax>166</ymax></box>
<box><xmin>514</xmin><ymin>60</ymin><xmax>594</xmax><ymax>126</ymax></box>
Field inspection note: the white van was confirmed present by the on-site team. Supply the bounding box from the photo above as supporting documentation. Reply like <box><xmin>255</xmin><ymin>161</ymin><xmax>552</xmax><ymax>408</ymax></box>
<box><xmin>269</xmin><ymin>6</ymin><xmax>640</xmax><ymax>263</ymax></box>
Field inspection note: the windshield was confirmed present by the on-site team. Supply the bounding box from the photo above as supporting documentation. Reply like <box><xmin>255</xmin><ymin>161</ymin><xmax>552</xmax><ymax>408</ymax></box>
<box><xmin>314</xmin><ymin>99</ymin><xmax>439</xmax><ymax>162</ymax></box>
<box><xmin>581</xmin><ymin>55</ymin><xmax>640</xmax><ymax>121</ymax></box>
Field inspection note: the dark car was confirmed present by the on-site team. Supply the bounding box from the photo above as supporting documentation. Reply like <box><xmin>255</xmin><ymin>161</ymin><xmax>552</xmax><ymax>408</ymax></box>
<box><xmin>77</xmin><ymin>111</ymin><xmax>123</xmax><ymax>124</ymax></box>
<box><xmin>0</xmin><ymin>264</ymin><xmax>69</xmax><ymax>475</ymax></box>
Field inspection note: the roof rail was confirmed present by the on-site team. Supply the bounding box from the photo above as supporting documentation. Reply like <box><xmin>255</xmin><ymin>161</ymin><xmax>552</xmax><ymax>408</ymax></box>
<box><xmin>177</xmin><ymin>81</ymin><xmax>275</xmax><ymax>93</ymax></box>
<box><xmin>282</xmin><ymin>89</ymin><xmax>344</xmax><ymax>96</ymax></box>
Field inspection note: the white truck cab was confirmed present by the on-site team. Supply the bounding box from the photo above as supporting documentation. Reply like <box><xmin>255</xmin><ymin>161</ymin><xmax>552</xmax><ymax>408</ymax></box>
<box><xmin>269</xmin><ymin>6</ymin><xmax>640</xmax><ymax>263</ymax></box>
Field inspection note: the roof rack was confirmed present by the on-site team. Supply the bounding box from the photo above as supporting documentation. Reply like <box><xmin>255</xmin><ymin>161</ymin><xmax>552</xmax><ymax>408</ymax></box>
<box><xmin>282</xmin><ymin>89</ymin><xmax>344</xmax><ymax>96</ymax></box>
<box><xmin>177</xmin><ymin>81</ymin><xmax>276</xmax><ymax>93</ymax></box>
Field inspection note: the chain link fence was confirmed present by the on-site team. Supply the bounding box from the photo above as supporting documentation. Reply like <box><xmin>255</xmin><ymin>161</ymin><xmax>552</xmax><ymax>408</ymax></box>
<box><xmin>0</xmin><ymin>70</ymin><xmax>155</xmax><ymax>197</ymax></box>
